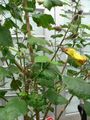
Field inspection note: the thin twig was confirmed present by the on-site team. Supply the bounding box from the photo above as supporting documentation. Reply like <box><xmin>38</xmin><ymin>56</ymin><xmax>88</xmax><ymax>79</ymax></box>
<box><xmin>5</xmin><ymin>60</ymin><xmax>22</xmax><ymax>92</ymax></box>
<box><xmin>23</xmin><ymin>1</ymin><xmax>38</xmax><ymax>120</ymax></box>
<box><xmin>42</xmin><ymin>103</ymin><xmax>52</xmax><ymax>120</ymax></box>
<box><xmin>61</xmin><ymin>61</ymin><xmax>68</xmax><ymax>75</ymax></box>
<box><xmin>55</xmin><ymin>1</ymin><xmax>81</xmax><ymax>119</ymax></box>
<box><xmin>14</xmin><ymin>60</ymin><xmax>26</xmax><ymax>73</ymax></box>
<box><xmin>56</xmin><ymin>95</ymin><xmax>73</xmax><ymax>120</ymax></box>
<box><xmin>15</xmin><ymin>19</ymin><xmax>22</xmax><ymax>66</ymax></box>
<box><xmin>2</xmin><ymin>97</ymin><xmax>8</xmax><ymax>102</ymax></box>
<box><xmin>23</xmin><ymin>0</ymin><xmax>34</xmax><ymax>63</ymax></box>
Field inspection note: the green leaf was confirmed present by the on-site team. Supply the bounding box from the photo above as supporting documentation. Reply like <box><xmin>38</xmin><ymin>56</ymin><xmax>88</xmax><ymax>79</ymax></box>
<box><xmin>67</xmin><ymin>67</ymin><xmax>79</xmax><ymax>76</ymax></box>
<box><xmin>37</xmin><ymin>64</ymin><xmax>61</xmax><ymax>88</ymax></box>
<box><xmin>51</xmin><ymin>61</ymin><xmax>59</xmax><ymax>65</ymax></box>
<box><xmin>7</xmin><ymin>65</ymin><xmax>19</xmax><ymax>74</ymax></box>
<box><xmin>76</xmin><ymin>43</ymin><xmax>82</xmax><ymax>48</ymax></box>
<box><xmin>31</xmin><ymin>63</ymin><xmax>41</xmax><ymax>77</ymax></box>
<box><xmin>11</xmin><ymin>80</ymin><xmax>22</xmax><ymax>90</ymax></box>
<box><xmin>43</xmin><ymin>0</ymin><xmax>63</xmax><ymax>10</ymax></box>
<box><xmin>36</xmin><ymin>45</ymin><xmax>53</xmax><ymax>54</ymax></box>
<box><xmin>67</xmin><ymin>69</ymin><xmax>78</xmax><ymax>76</ymax></box>
<box><xmin>80</xmin><ymin>24</ymin><xmax>90</xmax><ymax>30</ymax></box>
<box><xmin>28</xmin><ymin>36</ymin><xmax>50</xmax><ymax>46</ymax></box>
<box><xmin>18</xmin><ymin>42</ymin><xmax>27</xmax><ymax>49</ymax></box>
<box><xmin>21</xmin><ymin>24</ymin><xmax>32</xmax><ymax>34</ymax></box>
<box><xmin>60</xmin><ymin>14</ymin><xmax>69</xmax><ymax>18</ymax></box>
<box><xmin>35</xmin><ymin>56</ymin><xmax>50</xmax><ymax>63</ymax></box>
<box><xmin>0</xmin><ymin>5</ymin><xmax>6</xmax><ymax>14</ymax></box>
<box><xmin>41</xmin><ymin>69</ymin><xmax>57</xmax><ymax>80</ymax></box>
<box><xmin>63</xmin><ymin>76</ymin><xmax>90</xmax><ymax>99</ymax></box>
<box><xmin>0</xmin><ymin>91</ymin><xmax>7</xmax><ymax>98</ymax></box>
<box><xmin>51</xmin><ymin>34</ymin><xmax>63</xmax><ymax>38</ymax></box>
<box><xmin>28</xmin><ymin>93</ymin><xmax>45</xmax><ymax>111</ymax></box>
<box><xmin>0</xmin><ymin>25</ymin><xmax>13</xmax><ymax>47</ymax></box>
<box><xmin>23</xmin><ymin>0</ymin><xmax>36</xmax><ymax>12</ymax></box>
<box><xmin>32</xmin><ymin>13</ymin><xmax>55</xmax><ymax>29</ymax></box>
<box><xmin>0</xmin><ymin>98</ymin><xmax>27</xmax><ymax>120</ymax></box>
<box><xmin>9</xmin><ymin>0</ymin><xmax>22</xmax><ymax>6</ymax></box>
<box><xmin>46</xmin><ymin>89</ymin><xmax>67</xmax><ymax>105</ymax></box>
<box><xmin>6</xmin><ymin>3</ymin><xmax>22</xmax><ymax>21</ymax></box>
<box><xmin>4</xmin><ymin>18</ymin><xmax>18</xmax><ymax>29</ymax></box>
<box><xmin>0</xmin><ymin>67</ymin><xmax>9</xmax><ymax>80</ymax></box>
<box><xmin>1</xmin><ymin>48</ymin><xmax>15</xmax><ymax>63</ymax></box>
<box><xmin>27</xmin><ymin>0</ymin><xmax>36</xmax><ymax>12</ymax></box>
<box><xmin>38</xmin><ymin>78</ymin><xmax>54</xmax><ymax>88</ymax></box>
<box><xmin>84</xmin><ymin>101</ymin><xmax>90</xmax><ymax>116</ymax></box>
<box><xmin>67</xmin><ymin>57</ymin><xmax>79</xmax><ymax>68</ymax></box>
<box><xmin>47</xmin><ymin>64</ymin><xmax>61</xmax><ymax>76</ymax></box>
<box><xmin>38</xmin><ymin>70</ymin><xmax>55</xmax><ymax>88</ymax></box>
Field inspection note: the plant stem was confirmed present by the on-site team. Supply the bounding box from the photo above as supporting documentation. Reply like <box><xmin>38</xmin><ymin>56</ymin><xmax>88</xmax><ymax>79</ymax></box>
<box><xmin>23</xmin><ymin>0</ymin><xmax>34</xmax><ymax>63</ymax></box>
<box><xmin>14</xmin><ymin>60</ymin><xmax>27</xmax><ymax>74</ymax></box>
<box><xmin>61</xmin><ymin>61</ymin><xmax>68</xmax><ymax>75</ymax></box>
<box><xmin>42</xmin><ymin>103</ymin><xmax>52</xmax><ymax>120</ymax></box>
<box><xmin>56</xmin><ymin>95</ymin><xmax>73</xmax><ymax>120</ymax></box>
<box><xmin>2</xmin><ymin>97</ymin><xmax>8</xmax><ymax>102</ymax></box>
<box><xmin>5</xmin><ymin>60</ymin><xmax>22</xmax><ymax>92</ymax></box>
<box><xmin>74</xmin><ymin>0</ymin><xmax>80</xmax><ymax>13</ymax></box>
<box><xmin>15</xmin><ymin>19</ymin><xmax>22</xmax><ymax>66</ymax></box>
<box><xmin>35</xmin><ymin>109</ymin><xmax>40</xmax><ymax>120</ymax></box>
<box><xmin>23</xmin><ymin>1</ymin><xmax>39</xmax><ymax>120</ymax></box>
<box><xmin>24</xmin><ymin>115</ymin><xmax>30</xmax><ymax>120</ymax></box>
<box><xmin>51</xmin><ymin>27</ymin><xmax>70</xmax><ymax>61</ymax></box>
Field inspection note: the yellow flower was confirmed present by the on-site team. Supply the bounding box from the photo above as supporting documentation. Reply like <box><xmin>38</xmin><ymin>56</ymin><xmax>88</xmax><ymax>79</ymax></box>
<box><xmin>62</xmin><ymin>47</ymin><xmax>88</xmax><ymax>66</ymax></box>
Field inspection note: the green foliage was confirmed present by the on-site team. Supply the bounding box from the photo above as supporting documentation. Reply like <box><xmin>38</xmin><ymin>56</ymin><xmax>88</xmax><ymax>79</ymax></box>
<box><xmin>6</xmin><ymin>2</ymin><xmax>22</xmax><ymax>21</ymax></box>
<box><xmin>32</xmin><ymin>13</ymin><xmax>55</xmax><ymax>29</ymax></box>
<box><xmin>27</xmin><ymin>0</ymin><xmax>36</xmax><ymax>12</ymax></box>
<box><xmin>0</xmin><ymin>67</ymin><xmax>10</xmax><ymax>80</ymax></box>
<box><xmin>45</xmin><ymin>88</ymin><xmax>67</xmax><ymax>105</ymax></box>
<box><xmin>0</xmin><ymin>0</ymin><xmax>90</xmax><ymax>119</ymax></box>
<box><xmin>0</xmin><ymin>91</ymin><xmax>7</xmax><ymax>98</ymax></box>
<box><xmin>51</xmin><ymin>34</ymin><xmax>63</xmax><ymax>38</ymax></box>
<box><xmin>67</xmin><ymin>68</ymin><xmax>78</xmax><ymax>76</ymax></box>
<box><xmin>9</xmin><ymin>0</ymin><xmax>22</xmax><ymax>6</ymax></box>
<box><xmin>28</xmin><ymin>36</ymin><xmax>50</xmax><ymax>46</ymax></box>
<box><xmin>7</xmin><ymin>65</ymin><xmax>19</xmax><ymax>74</ymax></box>
<box><xmin>36</xmin><ymin>45</ymin><xmax>53</xmax><ymax>54</ymax></box>
<box><xmin>35</xmin><ymin>56</ymin><xmax>50</xmax><ymax>63</ymax></box>
<box><xmin>4</xmin><ymin>18</ymin><xmax>18</xmax><ymax>29</ymax></box>
<box><xmin>0</xmin><ymin>98</ymin><xmax>27</xmax><ymax>120</ymax></box>
<box><xmin>84</xmin><ymin>101</ymin><xmax>90</xmax><ymax>116</ymax></box>
<box><xmin>63</xmin><ymin>76</ymin><xmax>90</xmax><ymax>99</ymax></box>
<box><xmin>21</xmin><ymin>24</ymin><xmax>32</xmax><ymax>34</ymax></box>
<box><xmin>11</xmin><ymin>80</ymin><xmax>22</xmax><ymax>90</ymax></box>
<box><xmin>0</xmin><ymin>5</ymin><xmax>6</xmax><ymax>14</ymax></box>
<box><xmin>0</xmin><ymin>25</ymin><xmax>13</xmax><ymax>47</ymax></box>
<box><xmin>80</xmin><ymin>24</ymin><xmax>90</xmax><ymax>30</ymax></box>
<box><xmin>43</xmin><ymin>0</ymin><xmax>64</xmax><ymax>10</ymax></box>
<box><xmin>28</xmin><ymin>92</ymin><xmax>45</xmax><ymax>111</ymax></box>
<box><xmin>1</xmin><ymin>47</ymin><xmax>15</xmax><ymax>63</ymax></box>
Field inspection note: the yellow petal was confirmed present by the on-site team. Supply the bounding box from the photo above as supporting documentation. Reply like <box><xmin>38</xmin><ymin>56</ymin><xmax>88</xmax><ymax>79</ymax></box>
<box><xmin>62</xmin><ymin>47</ymin><xmax>88</xmax><ymax>65</ymax></box>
